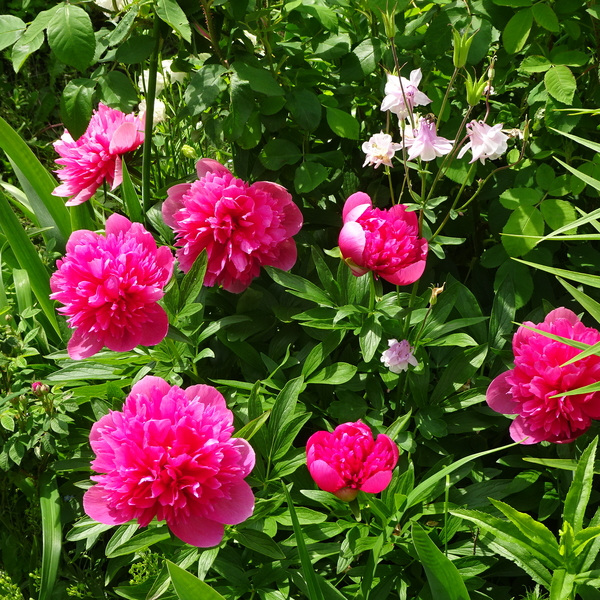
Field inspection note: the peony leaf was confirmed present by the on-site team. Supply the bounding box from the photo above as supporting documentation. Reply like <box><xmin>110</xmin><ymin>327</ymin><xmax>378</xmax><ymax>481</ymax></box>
<box><xmin>105</xmin><ymin>525</ymin><xmax>170</xmax><ymax>558</ymax></box>
<box><xmin>167</xmin><ymin>560</ymin><xmax>226</xmax><ymax>600</ymax></box>
<box><xmin>564</xmin><ymin>437</ymin><xmax>598</xmax><ymax>533</ymax></box>
<box><xmin>39</xmin><ymin>472</ymin><xmax>62</xmax><ymax>600</ymax></box>
<box><xmin>259</xmin><ymin>139</ymin><xmax>302</xmax><ymax>170</ymax></box>
<box><xmin>47</xmin><ymin>4</ymin><xmax>95</xmax><ymax>72</ymax></box>
<box><xmin>502</xmin><ymin>8</ymin><xmax>533</xmax><ymax>54</ymax></box>
<box><xmin>307</xmin><ymin>362</ymin><xmax>357</xmax><ymax>385</ymax></box>
<box><xmin>234</xmin><ymin>529</ymin><xmax>286</xmax><ymax>559</ymax></box>
<box><xmin>544</xmin><ymin>65</ymin><xmax>577</xmax><ymax>105</ymax></box>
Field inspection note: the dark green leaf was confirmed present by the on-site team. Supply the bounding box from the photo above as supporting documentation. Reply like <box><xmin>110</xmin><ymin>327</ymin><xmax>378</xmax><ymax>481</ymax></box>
<box><xmin>259</xmin><ymin>139</ymin><xmax>302</xmax><ymax>170</ymax></box>
<box><xmin>97</xmin><ymin>71</ymin><xmax>138</xmax><ymax>111</ymax></box>
<box><xmin>114</xmin><ymin>34</ymin><xmax>155</xmax><ymax>64</ymax></box>
<box><xmin>234</xmin><ymin>529</ymin><xmax>286</xmax><ymax>559</ymax></box>
<box><xmin>184</xmin><ymin>65</ymin><xmax>227</xmax><ymax>116</ymax></box>
<box><xmin>179</xmin><ymin>249</ymin><xmax>207</xmax><ymax>308</ymax></box>
<box><xmin>167</xmin><ymin>560</ymin><xmax>226</xmax><ymax>600</ymax></box>
<box><xmin>545</xmin><ymin>65</ymin><xmax>576</xmax><ymax>104</ymax></box>
<box><xmin>532</xmin><ymin>2</ymin><xmax>559</xmax><ymax>32</ymax></box>
<box><xmin>47</xmin><ymin>4</ymin><xmax>95</xmax><ymax>71</ymax></box>
<box><xmin>502</xmin><ymin>8</ymin><xmax>533</xmax><ymax>54</ymax></box>
<box><xmin>231</xmin><ymin>62</ymin><xmax>284</xmax><ymax>96</ymax></box>
<box><xmin>326</xmin><ymin>107</ymin><xmax>359</xmax><ymax>140</ymax></box>
<box><xmin>294</xmin><ymin>162</ymin><xmax>328</xmax><ymax>194</ymax></box>
<box><xmin>286</xmin><ymin>88</ymin><xmax>321</xmax><ymax>131</ymax></box>
<box><xmin>156</xmin><ymin>0</ymin><xmax>191</xmax><ymax>42</ymax></box>
<box><xmin>60</xmin><ymin>79</ymin><xmax>96</xmax><ymax>140</ymax></box>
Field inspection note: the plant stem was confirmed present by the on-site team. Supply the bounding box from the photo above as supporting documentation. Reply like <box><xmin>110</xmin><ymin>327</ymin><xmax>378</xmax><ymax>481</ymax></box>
<box><xmin>437</xmin><ymin>67</ymin><xmax>459</xmax><ymax>125</ymax></box>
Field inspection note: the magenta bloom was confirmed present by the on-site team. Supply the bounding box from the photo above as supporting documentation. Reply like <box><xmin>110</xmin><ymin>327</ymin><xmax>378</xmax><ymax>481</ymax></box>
<box><xmin>487</xmin><ymin>308</ymin><xmax>600</xmax><ymax>444</ymax></box>
<box><xmin>50</xmin><ymin>214</ymin><xmax>174</xmax><ymax>360</ymax></box>
<box><xmin>163</xmin><ymin>159</ymin><xmax>303</xmax><ymax>293</ymax></box>
<box><xmin>306</xmin><ymin>421</ymin><xmax>399</xmax><ymax>502</ymax></box>
<box><xmin>84</xmin><ymin>376</ymin><xmax>255</xmax><ymax>547</ymax></box>
<box><xmin>338</xmin><ymin>192</ymin><xmax>428</xmax><ymax>286</ymax></box>
<box><xmin>52</xmin><ymin>103</ymin><xmax>144</xmax><ymax>206</ymax></box>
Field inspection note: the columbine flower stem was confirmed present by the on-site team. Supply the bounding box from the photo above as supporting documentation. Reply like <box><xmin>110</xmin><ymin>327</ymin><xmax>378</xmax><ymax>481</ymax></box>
<box><xmin>141</xmin><ymin>15</ymin><xmax>162</xmax><ymax>215</ymax></box>
<box><xmin>386</xmin><ymin>166</ymin><xmax>395</xmax><ymax>204</ymax></box>
<box><xmin>388</xmin><ymin>42</ymin><xmax>415</xmax><ymax>129</ymax></box>
<box><xmin>437</xmin><ymin>67</ymin><xmax>459</xmax><ymax>124</ymax></box>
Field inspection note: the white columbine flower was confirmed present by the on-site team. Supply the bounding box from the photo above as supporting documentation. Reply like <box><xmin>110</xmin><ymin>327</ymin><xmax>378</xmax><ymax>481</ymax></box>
<box><xmin>458</xmin><ymin>120</ymin><xmax>508</xmax><ymax>164</ymax></box>
<box><xmin>139</xmin><ymin>98</ymin><xmax>166</xmax><ymax>125</ymax></box>
<box><xmin>381</xmin><ymin>69</ymin><xmax>432</xmax><ymax>120</ymax></box>
<box><xmin>138</xmin><ymin>60</ymin><xmax>187</xmax><ymax>96</ymax></box>
<box><xmin>404</xmin><ymin>117</ymin><xmax>453</xmax><ymax>162</ymax></box>
<box><xmin>362</xmin><ymin>132</ymin><xmax>402</xmax><ymax>169</ymax></box>
<box><xmin>381</xmin><ymin>339</ymin><xmax>418</xmax><ymax>373</ymax></box>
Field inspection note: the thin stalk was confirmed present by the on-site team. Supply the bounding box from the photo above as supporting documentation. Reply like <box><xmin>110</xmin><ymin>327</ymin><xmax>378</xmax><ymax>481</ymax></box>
<box><xmin>369</xmin><ymin>271</ymin><xmax>376</xmax><ymax>312</ymax></box>
<box><xmin>141</xmin><ymin>16</ymin><xmax>161</xmax><ymax>215</ymax></box>
<box><xmin>386</xmin><ymin>166</ymin><xmax>395</xmax><ymax>204</ymax></box>
<box><xmin>437</xmin><ymin>67</ymin><xmax>459</xmax><ymax>125</ymax></box>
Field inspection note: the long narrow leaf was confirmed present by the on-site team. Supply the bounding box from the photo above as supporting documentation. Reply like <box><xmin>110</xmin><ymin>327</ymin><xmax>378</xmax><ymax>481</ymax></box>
<box><xmin>563</xmin><ymin>437</ymin><xmax>598</xmax><ymax>533</ymax></box>
<box><xmin>412</xmin><ymin>523</ymin><xmax>470</xmax><ymax>600</ymax></box>
<box><xmin>39</xmin><ymin>472</ymin><xmax>62</xmax><ymax>600</ymax></box>
<box><xmin>120</xmin><ymin>160</ymin><xmax>143</xmax><ymax>223</ymax></box>
<box><xmin>0</xmin><ymin>190</ymin><xmax>61</xmax><ymax>337</ymax></box>
<box><xmin>558</xmin><ymin>277</ymin><xmax>600</xmax><ymax>333</ymax></box>
<box><xmin>515</xmin><ymin>259</ymin><xmax>600</xmax><ymax>289</ymax></box>
<box><xmin>550</xmin><ymin>128</ymin><xmax>600</xmax><ymax>153</ymax></box>
<box><xmin>166</xmin><ymin>560</ymin><xmax>226</xmax><ymax>600</ymax></box>
<box><xmin>555</xmin><ymin>157</ymin><xmax>600</xmax><ymax>193</ymax></box>
<box><xmin>0</xmin><ymin>116</ymin><xmax>71</xmax><ymax>249</ymax></box>
<box><xmin>549</xmin><ymin>569</ymin><xmax>576</xmax><ymax>600</ymax></box>
<box><xmin>282</xmin><ymin>483</ymin><xmax>325</xmax><ymax>600</ymax></box>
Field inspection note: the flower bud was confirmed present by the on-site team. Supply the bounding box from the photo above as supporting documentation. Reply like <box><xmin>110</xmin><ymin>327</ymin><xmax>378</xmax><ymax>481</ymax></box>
<box><xmin>465</xmin><ymin>72</ymin><xmax>488</xmax><ymax>107</ymax></box>
<box><xmin>32</xmin><ymin>382</ymin><xmax>49</xmax><ymax>396</ymax></box>
<box><xmin>452</xmin><ymin>29</ymin><xmax>477</xmax><ymax>69</ymax></box>
<box><xmin>181</xmin><ymin>145</ymin><xmax>198</xmax><ymax>160</ymax></box>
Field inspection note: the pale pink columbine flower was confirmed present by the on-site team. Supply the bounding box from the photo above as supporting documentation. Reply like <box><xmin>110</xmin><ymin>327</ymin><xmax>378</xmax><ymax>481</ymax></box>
<box><xmin>403</xmin><ymin>117</ymin><xmax>453</xmax><ymax>162</ymax></box>
<box><xmin>306</xmin><ymin>421</ymin><xmax>399</xmax><ymax>502</ymax></box>
<box><xmin>84</xmin><ymin>376</ymin><xmax>255</xmax><ymax>547</ymax></box>
<box><xmin>163</xmin><ymin>159</ymin><xmax>303</xmax><ymax>293</ymax></box>
<box><xmin>381</xmin><ymin>339</ymin><xmax>418</xmax><ymax>373</ymax></box>
<box><xmin>381</xmin><ymin>69</ymin><xmax>432</xmax><ymax>120</ymax></box>
<box><xmin>339</xmin><ymin>192</ymin><xmax>428</xmax><ymax>286</ymax></box>
<box><xmin>362</xmin><ymin>133</ymin><xmax>402</xmax><ymax>169</ymax></box>
<box><xmin>487</xmin><ymin>308</ymin><xmax>600</xmax><ymax>444</ymax></box>
<box><xmin>50</xmin><ymin>214</ymin><xmax>174</xmax><ymax>360</ymax></box>
<box><xmin>52</xmin><ymin>104</ymin><xmax>144</xmax><ymax>206</ymax></box>
<box><xmin>458</xmin><ymin>120</ymin><xmax>508</xmax><ymax>164</ymax></box>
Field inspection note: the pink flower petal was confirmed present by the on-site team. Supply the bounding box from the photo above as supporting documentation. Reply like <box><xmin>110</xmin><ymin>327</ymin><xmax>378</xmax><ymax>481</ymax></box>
<box><xmin>168</xmin><ymin>514</ymin><xmax>225</xmax><ymax>548</ymax></box>
<box><xmin>339</xmin><ymin>221</ymin><xmax>366</xmax><ymax>267</ymax></box>
<box><xmin>230</xmin><ymin>438</ymin><xmax>256</xmax><ymax>478</ymax></box>
<box><xmin>360</xmin><ymin>470</ymin><xmax>393</xmax><ymax>493</ymax></box>
<box><xmin>342</xmin><ymin>192</ymin><xmax>372</xmax><ymax>222</ymax></box>
<box><xmin>105</xmin><ymin>213</ymin><xmax>133</xmax><ymax>237</ymax></box>
<box><xmin>137</xmin><ymin>305</ymin><xmax>170</xmax><ymax>347</ymax></box>
<box><xmin>83</xmin><ymin>486</ymin><xmax>130</xmax><ymax>525</ymax></box>
<box><xmin>109</xmin><ymin>122</ymin><xmax>141</xmax><ymax>154</ymax></box>
<box><xmin>206</xmin><ymin>479</ymin><xmax>255</xmax><ymax>525</ymax></box>
<box><xmin>196</xmin><ymin>158</ymin><xmax>232</xmax><ymax>179</ymax></box>
<box><xmin>545</xmin><ymin>307</ymin><xmax>579</xmax><ymax>326</ymax></box>
<box><xmin>309</xmin><ymin>459</ymin><xmax>346</xmax><ymax>493</ymax></box>
<box><xmin>67</xmin><ymin>328</ymin><xmax>105</xmax><ymax>360</ymax></box>
<box><xmin>486</xmin><ymin>371</ymin><xmax>520</xmax><ymax>415</ymax></box>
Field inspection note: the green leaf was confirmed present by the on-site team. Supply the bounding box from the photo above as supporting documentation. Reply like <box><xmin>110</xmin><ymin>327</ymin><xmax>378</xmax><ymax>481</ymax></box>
<box><xmin>179</xmin><ymin>249</ymin><xmax>207</xmax><ymax>308</ymax></box>
<box><xmin>234</xmin><ymin>529</ymin><xmax>286</xmax><ymax>559</ymax></box>
<box><xmin>265</xmin><ymin>267</ymin><xmax>334</xmax><ymax>306</ymax></box>
<box><xmin>156</xmin><ymin>0</ymin><xmax>191</xmax><ymax>42</ymax></box>
<box><xmin>502</xmin><ymin>8</ymin><xmax>533</xmax><ymax>54</ymax></box>
<box><xmin>114</xmin><ymin>34</ymin><xmax>155</xmax><ymax>64</ymax></box>
<box><xmin>412</xmin><ymin>523</ymin><xmax>471</xmax><ymax>600</ymax></box>
<box><xmin>557</xmin><ymin>277</ymin><xmax>600</xmax><ymax>329</ymax></box>
<box><xmin>545</xmin><ymin>65</ymin><xmax>577</xmax><ymax>104</ymax></box>
<box><xmin>488</xmin><ymin>275</ymin><xmax>515</xmax><ymax>350</ymax></box>
<box><xmin>282</xmin><ymin>484</ymin><xmax>325</xmax><ymax>600</ymax></box>
<box><xmin>0</xmin><ymin>15</ymin><xmax>26</xmax><ymax>51</ymax></box>
<box><xmin>47</xmin><ymin>4</ymin><xmax>95</xmax><ymax>72</ymax></box>
<box><xmin>518</xmin><ymin>55</ymin><xmax>552</xmax><ymax>73</ymax></box>
<box><xmin>554</xmin><ymin>157</ymin><xmax>600</xmax><ymax>193</ymax></box>
<box><xmin>286</xmin><ymin>88</ymin><xmax>322</xmax><ymax>131</ymax></box>
<box><xmin>184</xmin><ymin>65</ymin><xmax>227</xmax><ymax>116</ymax></box>
<box><xmin>167</xmin><ymin>560</ymin><xmax>226</xmax><ymax>600</ymax></box>
<box><xmin>105</xmin><ymin>526</ymin><xmax>170</xmax><ymax>558</ymax></box>
<box><xmin>233</xmin><ymin>410</ymin><xmax>271</xmax><ymax>441</ymax></box>
<box><xmin>97</xmin><ymin>71</ymin><xmax>139</xmax><ymax>112</ymax></box>
<box><xmin>359</xmin><ymin>315</ymin><xmax>382</xmax><ymax>363</ymax></box>
<box><xmin>120</xmin><ymin>160</ymin><xmax>143</xmax><ymax>223</ymax></box>
<box><xmin>550</xmin><ymin>569</ymin><xmax>577</xmax><ymax>600</ymax></box>
<box><xmin>259</xmin><ymin>139</ymin><xmax>302</xmax><ymax>170</ymax></box>
<box><xmin>108</xmin><ymin>7</ymin><xmax>138</xmax><ymax>46</ymax></box>
<box><xmin>294</xmin><ymin>162</ymin><xmax>328</xmax><ymax>194</ymax></box>
<box><xmin>540</xmin><ymin>199</ymin><xmax>577</xmax><ymax>234</ymax></box>
<box><xmin>60</xmin><ymin>79</ymin><xmax>96</xmax><ymax>140</ymax></box>
<box><xmin>39</xmin><ymin>472</ymin><xmax>62</xmax><ymax>600</ymax></box>
<box><xmin>502</xmin><ymin>206</ymin><xmax>545</xmax><ymax>257</ymax></box>
<box><xmin>231</xmin><ymin>62</ymin><xmax>284</xmax><ymax>96</ymax></box>
<box><xmin>553</xmin><ymin>50</ymin><xmax>589</xmax><ymax>67</ymax></box>
<box><xmin>499</xmin><ymin>188</ymin><xmax>543</xmax><ymax>210</ymax></box>
<box><xmin>532</xmin><ymin>2</ymin><xmax>559</xmax><ymax>32</ymax></box>
<box><xmin>352</xmin><ymin>38</ymin><xmax>382</xmax><ymax>76</ymax></box>
<box><xmin>314</xmin><ymin>33</ymin><xmax>351</xmax><ymax>59</ymax></box>
<box><xmin>515</xmin><ymin>258</ymin><xmax>600</xmax><ymax>289</ymax></box>
<box><xmin>307</xmin><ymin>362</ymin><xmax>357</xmax><ymax>385</ymax></box>
<box><xmin>325</xmin><ymin>107</ymin><xmax>359</xmax><ymax>139</ymax></box>
<box><xmin>550</xmin><ymin>128</ymin><xmax>600</xmax><ymax>154</ymax></box>
<box><xmin>563</xmin><ymin>437</ymin><xmax>598</xmax><ymax>533</ymax></box>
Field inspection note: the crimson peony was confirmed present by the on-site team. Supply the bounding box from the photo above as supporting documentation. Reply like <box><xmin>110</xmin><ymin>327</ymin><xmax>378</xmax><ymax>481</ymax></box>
<box><xmin>306</xmin><ymin>421</ymin><xmax>398</xmax><ymax>502</ymax></box>
<box><xmin>50</xmin><ymin>214</ymin><xmax>174</xmax><ymax>360</ymax></box>
<box><xmin>163</xmin><ymin>159</ymin><xmax>303</xmax><ymax>293</ymax></box>
<box><xmin>84</xmin><ymin>376</ymin><xmax>255</xmax><ymax>547</ymax></box>
<box><xmin>338</xmin><ymin>192</ymin><xmax>428</xmax><ymax>286</ymax></box>
<box><xmin>487</xmin><ymin>308</ymin><xmax>600</xmax><ymax>444</ymax></box>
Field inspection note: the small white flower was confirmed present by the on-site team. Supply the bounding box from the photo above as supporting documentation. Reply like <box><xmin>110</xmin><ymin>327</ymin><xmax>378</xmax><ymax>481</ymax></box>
<box><xmin>403</xmin><ymin>117</ymin><xmax>453</xmax><ymax>162</ymax></box>
<box><xmin>94</xmin><ymin>0</ymin><xmax>129</xmax><ymax>13</ymax></box>
<box><xmin>458</xmin><ymin>120</ymin><xmax>508</xmax><ymax>164</ymax></box>
<box><xmin>138</xmin><ymin>60</ymin><xmax>187</xmax><ymax>96</ymax></box>
<box><xmin>381</xmin><ymin>339</ymin><xmax>418</xmax><ymax>373</ymax></box>
<box><xmin>139</xmin><ymin>99</ymin><xmax>166</xmax><ymax>125</ymax></box>
<box><xmin>362</xmin><ymin>132</ymin><xmax>402</xmax><ymax>169</ymax></box>
<box><xmin>381</xmin><ymin>69</ymin><xmax>432</xmax><ymax>121</ymax></box>
<box><xmin>161</xmin><ymin>59</ymin><xmax>187</xmax><ymax>85</ymax></box>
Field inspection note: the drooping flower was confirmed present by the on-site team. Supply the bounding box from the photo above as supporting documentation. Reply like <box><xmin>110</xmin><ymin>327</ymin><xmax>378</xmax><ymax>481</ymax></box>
<box><xmin>381</xmin><ymin>339</ymin><xmax>418</xmax><ymax>373</ymax></box>
<box><xmin>50</xmin><ymin>214</ymin><xmax>174</xmax><ymax>360</ymax></box>
<box><xmin>338</xmin><ymin>192</ymin><xmax>428</xmax><ymax>286</ymax></box>
<box><xmin>163</xmin><ymin>159</ymin><xmax>303</xmax><ymax>293</ymax></box>
<box><xmin>381</xmin><ymin>69</ymin><xmax>432</xmax><ymax>120</ymax></box>
<box><xmin>306</xmin><ymin>421</ymin><xmax>399</xmax><ymax>502</ymax></box>
<box><xmin>486</xmin><ymin>308</ymin><xmax>600</xmax><ymax>444</ymax></box>
<box><xmin>52</xmin><ymin>104</ymin><xmax>144</xmax><ymax>206</ymax></box>
<box><xmin>458</xmin><ymin>120</ymin><xmax>508</xmax><ymax>164</ymax></box>
<box><xmin>139</xmin><ymin>98</ymin><xmax>166</xmax><ymax>125</ymax></box>
<box><xmin>84</xmin><ymin>376</ymin><xmax>255</xmax><ymax>547</ymax></box>
<box><xmin>362</xmin><ymin>132</ymin><xmax>402</xmax><ymax>169</ymax></box>
<box><xmin>403</xmin><ymin>117</ymin><xmax>453</xmax><ymax>162</ymax></box>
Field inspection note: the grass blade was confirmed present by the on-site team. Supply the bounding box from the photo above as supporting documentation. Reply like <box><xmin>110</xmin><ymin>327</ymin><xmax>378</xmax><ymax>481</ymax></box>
<box><xmin>38</xmin><ymin>472</ymin><xmax>61</xmax><ymax>600</ymax></box>
<box><xmin>166</xmin><ymin>559</ymin><xmax>226</xmax><ymax>600</ymax></box>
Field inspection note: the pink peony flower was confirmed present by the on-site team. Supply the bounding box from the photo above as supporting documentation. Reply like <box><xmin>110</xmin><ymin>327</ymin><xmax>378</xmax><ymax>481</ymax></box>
<box><xmin>362</xmin><ymin>132</ymin><xmax>402</xmax><ymax>169</ymax></box>
<box><xmin>50</xmin><ymin>214</ymin><xmax>174</xmax><ymax>360</ymax></box>
<box><xmin>487</xmin><ymin>308</ymin><xmax>600</xmax><ymax>444</ymax></box>
<box><xmin>457</xmin><ymin>120</ymin><xmax>508</xmax><ymax>164</ymax></box>
<box><xmin>306</xmin><ymin>421</ymin><xmax>399</xmax><ymax>502</ymax></box>
<box><xmin>403</xmin><ymin>117</ymin><xmax>453</xmax><ymax>162</ymax></box>
<box><xmin>381</xmin><ymin>69</ymin><xmax>432</xmax><ymax>120</ymax></box>
<box><xmin>338</xmin><ymin>192</ymin><xmax>428</xmax><ymax>286</ymax></box>
<box><xmin>163</xmin><ymin>159</ymin><xmax>303</xmax><ymax>293</ymax></box>
<box><xmin>84</xmin><ymin>376</ymin><xmax>255</xmax><ymax>547</ymax></box>
<box><xmin>381</xmin><ymin>339</ymin><xmax>418</xmax><ymax>373</ymax></box>
<box><xmin>52</xmin><ymin>103</ymin><xmax>144</xmax><ymax>206</ymax></box>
